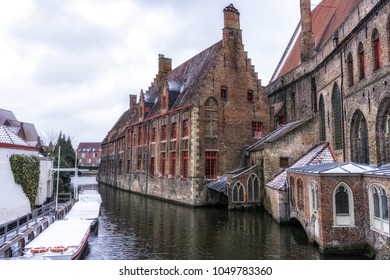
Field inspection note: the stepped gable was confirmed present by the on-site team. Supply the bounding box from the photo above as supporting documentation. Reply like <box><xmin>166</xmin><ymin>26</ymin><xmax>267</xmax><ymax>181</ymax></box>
<box><xmin>147</xmin><ymin>41</ymin><xmax>222</xmax><ymax>118</ymax></box>
<box><xmin>273</xmin><ymin>0</ymin><xmax>361</xmax><ymax>81</ymax></box>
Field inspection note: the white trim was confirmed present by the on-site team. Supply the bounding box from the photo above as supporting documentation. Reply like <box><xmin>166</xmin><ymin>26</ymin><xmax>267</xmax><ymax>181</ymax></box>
<box><xmin>332</xmin><ymin>182</ymin><xmax>355</xmax><ymax>227</ymax></box>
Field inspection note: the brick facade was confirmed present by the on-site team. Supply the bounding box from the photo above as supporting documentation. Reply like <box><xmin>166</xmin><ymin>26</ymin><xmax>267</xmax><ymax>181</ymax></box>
<box><xmin>98</xmin><ymin>4</ymin><xmax>270</xmax><ymax>206</ymax></box>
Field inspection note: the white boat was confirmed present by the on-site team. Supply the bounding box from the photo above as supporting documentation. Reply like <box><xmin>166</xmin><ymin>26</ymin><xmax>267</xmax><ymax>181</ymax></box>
<box><xmin>23</xmin><ymin>219</ymin><xmax>91</xmax><ymax>260</ymax></box>
<box><xmin>65</xmin><ymin>190</ymin><xmax>102</xmax><ymax>232</ymax></box>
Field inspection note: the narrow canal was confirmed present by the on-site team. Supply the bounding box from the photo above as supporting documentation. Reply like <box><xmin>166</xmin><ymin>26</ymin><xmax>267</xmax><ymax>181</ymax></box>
<box><xmin>85</xmin><ymin>183</ymin><xmax>327</xmax><ymax>260</ymax></box>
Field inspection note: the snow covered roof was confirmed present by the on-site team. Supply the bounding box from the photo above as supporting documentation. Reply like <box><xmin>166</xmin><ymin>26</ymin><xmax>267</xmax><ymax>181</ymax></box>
<box><xmin>266</xmin><ymin>142</ymin><xmax>336</xmax><ymax>190</ymax></box>
<box><xmin>0</xmin><ymin>125</ymin><xmax>30</xmax><ymax>147</ymax></box>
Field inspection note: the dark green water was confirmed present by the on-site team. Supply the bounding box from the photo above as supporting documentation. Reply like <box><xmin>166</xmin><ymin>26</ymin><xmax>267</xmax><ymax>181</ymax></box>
<box><xmin>84</xmin><ymin>184</ymin><xmax>332</xmax><ymax>260</ymax></box>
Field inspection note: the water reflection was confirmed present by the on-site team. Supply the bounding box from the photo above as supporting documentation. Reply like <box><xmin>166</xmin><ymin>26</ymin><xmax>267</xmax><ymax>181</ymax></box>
<box><xmin>85</xmin><ymin>184</ymin><xmax>325</xmax><ymax>260</ymax></box>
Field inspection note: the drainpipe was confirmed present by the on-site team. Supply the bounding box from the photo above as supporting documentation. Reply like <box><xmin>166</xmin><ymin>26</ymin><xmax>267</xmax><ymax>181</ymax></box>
<box><xmin>338</xmin><ymin>41</ymin><xmax>346</xmax><ymax>162</ymax></box>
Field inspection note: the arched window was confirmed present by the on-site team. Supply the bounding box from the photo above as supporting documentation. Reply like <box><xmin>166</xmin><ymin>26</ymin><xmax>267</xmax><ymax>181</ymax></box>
<box><xmin>372</xmin><ymin>29</ymin><xmax>381</xmax><ymax>71</ymax></box>
<box><xmin>232</xmin><ymin>182</ymin><xmax>245</xmax><ymax>203</ymax></box>
<box><xmin>289</xmin><ymin>176</ymin><xmax>295</xmax><ymax>207</ymax></box>
<box><xmin>332</xmin><ymin>83</ymin><xmax>343</xmax><ymax>150</ymax></box>
<box><xmin>347</xmin><ymin>52</ymin><xmax>354</xmax><ymax>87</ymax></box>
<box><xmin>350</xmin><ymin>110</ymin><xmax>369</xmax><ymax>164</ymax></box>
<box><xmin>309</xmin><ymin>180</ymin><xmax>318</xmax><ymax>213</ymax></box>
<box><xmin>297</xmin><ymin>179</ymin><xmax>304</xmax><ymax>211</ymax></box>
<box><xmin>358</xmin><ymin>42</ymin><xmax>366</xmax><ymax>80</ymax></box>
<box><xmin>369</xmin><ymin>184</ymin><xmax>389</xmax><ymax>235</ymax></box>
<box><xmin>333</xmin><ymin>184</ymin><xmax>354</xmax><ymax>226</ymax></box>
<box><xmin>376</xmin><ymin>98</ymin><xmax>390</xmax><ymax>164</ymax></box>
<box><xmin>247</xmin><ymin>174</ymin><xmax>260</xmax><ymax>202</ymax></box>
<box><xmin>319</xmin><ymin>94</ymin><xmax>326</xmax><ymax>141</ymax></box>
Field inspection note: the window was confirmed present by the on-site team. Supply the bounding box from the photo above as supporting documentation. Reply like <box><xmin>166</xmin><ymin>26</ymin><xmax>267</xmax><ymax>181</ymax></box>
<box><xmin>358</xmin><ymin>43</ymin><xmax>366</xmax><ymax>80</ymax></box>
<box><xmin>247</xmin><ymin>90</ymin><xmax>254</xmax><ymax>102</ymax></box>
<box><xmin>182</xmin><ymin>151</ymin><xmax>189</xmax><ymax>179</ymax></box>
<box><xmin>347</xmin><ymin>52</ymin><xmax>354</xmax><ymax>87</ymax></box>
<box><xmin>150</xmin><ymin>157</ymin><xmax>155</xmax><ymax>176</ymax></box>
<box><xmin>369</xmin><ymin>184</ymin><xmax>389</xmax><ymax>235</ymax></box>
<box><xmin>160</xmin><ymin>153</ymin><xmax>166</xmax><ymax>176</ymax></box>
<box><xmin>161</xmin><ymin>125</ymin><xmax>167</xmax><ymax>141</ymax></box>
<box><xmin>279</xmin><ymin>157</ymin><xmax>289</xmax><ymax>168</ymax></box>
<box><xmin>170</xmin><ymin>152</ymin><xmax>176</xmax><ymax>177</ymax></box>
<box><xmin>182</xmin><ymin>119</ymin><xmax>189</xmax><ymax>137</ymax></box>
<box><xmin>309</xmin><ymin>181</ymin><xmax>318</xmax><ymax>213</ymax></box>
<box><xmin>333</xmin><ymin>184</ymin><xmax>354</xmax><ymax>227</ymax></box>
<box><xmin>350</xmin><ymin>110</ymin><xmax>369</xmax><ymax>164</ymax></box>
<box><xmin>372</xmin><ymin>29</ymin><xmax>381</xmax><ymax>71</ymax></box>
<box><xmin>232</xmin><ymin>182</ymin><xmax>245</xmax><ymax>203</ymax></box>
<box><xmin>171</xmin><ymin>123</ymin><xmax>177</xmax><ymax>139</ymax></box>
<box><xmin>290</xmin><ymin>177</ymin><xmax>295</xmax><ymax>207</ymax></box>
<box><xmin>376</xmin><ymin>98</ymin><xmax>390</xmax><ymax>164</ymax></box>
<box><xmin>297</xmin><ymin>179</ymin><xmax>304</xmax><ymax>211</ymax></box>
<box><xmin>332</xmin><ymin>83</ymin><xmax>343</xmax><ymax>150</ymax></box>
<box><xmin>252</xmin><ymin>121</ymin><xmax>262</xmax><ymax>138</ymax></box>
<box><xmin>205</xmin><ymin>97</ymin><xmax>218</xmax><ymax>137</ymax></box>
<box><xmin>151</xmin><ymin>127</ymin><xmax>157</xmax><ymax>142</ymax></box>
<box><xmin>205</xmin><ymin>151</ymin><xmax>217</xmax><ymax>179</ymax></box>
<box><xmin>319</xmin><ymin>94</ymin><xmax>326</xmax><ymax>141</ymax></box>
<box><xmin>221</xmin><ymin>87</ymin><xmax>227</xmax><ymax>100</ymax></box>
<box><xmin>247</xmin><ymin>174</ymin><xmax>260</xmax><ymax>202</ymax></box>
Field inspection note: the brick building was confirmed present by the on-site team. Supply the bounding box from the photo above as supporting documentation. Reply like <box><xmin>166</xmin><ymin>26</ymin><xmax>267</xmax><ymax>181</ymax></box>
<box><xmin>266</xmin><ymin>0</ymin><xmax>390</xmax><ymax>165</ymax></box>
<box><xmin>98</xmin><ymin>4</ymin><xmax>270</xmax><ymax>206</ymax></box>
<box><xmin>77</xmin><ymin>142</ymin><xmax>101</xmax><ymax>168</ymax></box>
<box><xmin>259</xmin><ymin>0</ymin><xmax>390</xmax><ymax>255</ymax></box>
<box><xmin>288</xmin><ymin>163</ymin><xmax>389</xmax><ymax>255</ymax></box>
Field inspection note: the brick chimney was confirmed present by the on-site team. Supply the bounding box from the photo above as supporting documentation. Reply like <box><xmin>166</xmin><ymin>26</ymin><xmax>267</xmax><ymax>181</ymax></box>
<box><xmin>300</xmin><ymin>0</ymin><xmax>315</xmax><ymax>62</ymax></box>
<box><xmin>222</xmin><ymin>4</ymin><xmax>242</xmax><ymax>67</ymax></box>
<box><xmin>129</xmin><ymin>94</ymin><xmax>137</xmax><ymax>109</ymax></box>
<box><xmin>157</xmin><ymin>54</ymin><xmax>172</xmax><ymax>83</ymax></box>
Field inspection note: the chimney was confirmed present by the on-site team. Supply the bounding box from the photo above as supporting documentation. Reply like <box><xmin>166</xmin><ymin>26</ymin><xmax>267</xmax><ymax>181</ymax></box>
<box><xmin>222</xmin><ymin>4</ymin><xmax>242</xmax><ymax>62</ymax></box>
<box><xmin>300</xmin><ymin>0</ymin><xmax>315</xmax><ymax>62</ymax></box>
<box><xmin>129</xmin><ymin>94</ymin><xmax>137</xmax><ymax>109</ymax></box>
<box><xmin>158</xmin><ymin>54</ymin><xmax>172</xmax><ymax>83</ymax></box>
<box><xmin>223</xmin><ymin>4</ymin><xmax>240</xmax><ymax>30</ymax></box>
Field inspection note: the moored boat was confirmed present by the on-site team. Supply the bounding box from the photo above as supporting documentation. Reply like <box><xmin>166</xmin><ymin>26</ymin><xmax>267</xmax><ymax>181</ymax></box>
<box><xmin>65</xmin><ymin>190</ymin><xmax>102</xmax><ymax>232</ymax></box>
<box><xmin>23</xmin><ymin>219</ymin><xmax>91</xmax><ymax>260</ymax></box>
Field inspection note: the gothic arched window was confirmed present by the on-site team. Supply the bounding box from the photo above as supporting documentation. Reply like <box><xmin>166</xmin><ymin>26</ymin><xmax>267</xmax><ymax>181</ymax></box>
<box><xmin>319</xmin><ymin>94</ymin><xmax>326</xmax><ymax>141</ymax></box>
<box><xmin>332</xmin><ymin>83</ymin><xmax>343</xmax><ymax>150</ymax></box>
<box><xmin>350</xmin><ymin>110</ymin><xmax>369</xmax><ymax>164</ymax></box>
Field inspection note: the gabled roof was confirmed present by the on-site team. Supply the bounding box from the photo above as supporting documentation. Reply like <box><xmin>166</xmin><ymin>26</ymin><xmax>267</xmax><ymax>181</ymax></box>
<box><xmin>146</xmin><ymin>41</ymin><xmax>222</xmax><ymax>118</ymax></box>
<box><xmin>266</xmin><ymin>142</ymin><xmax>336</xmax><ymax>190</ymax></box>
<box><xmin>247</xmin><ymin>119</ymin><xmax>310</xmax><ymax>152</ymax></box>
<box><xmin>0</xmin><ymin>109</ymin><xmax>17</xmax><ymax>125</ymax></box>
<box><xmin>0</xmin><ymin>125</ymin><xmax>30</xmax><ymax>147</ymax></box>
<box><xmin>271</xmin><ymin>0</ymin><xmax>361</xmax><ymax>81</ymax></box>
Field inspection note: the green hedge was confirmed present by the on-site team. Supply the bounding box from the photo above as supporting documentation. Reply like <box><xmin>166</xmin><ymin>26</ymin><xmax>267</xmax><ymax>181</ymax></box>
<box><xmin>9</xmin><ymin>154</ymin><xmax>40</xmax><ymax>209</ymax></box>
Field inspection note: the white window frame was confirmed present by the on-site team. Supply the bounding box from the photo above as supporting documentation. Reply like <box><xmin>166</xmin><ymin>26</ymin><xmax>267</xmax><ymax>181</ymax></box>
<box><xmin>332</xmin><ymin>183</ymin><xmax>355</xmax><ymax>227</ymax></box>
<box><xmin>369</xmin><ymin>184</ymin><xmax>389</xmax><ymax>236</ymax></box>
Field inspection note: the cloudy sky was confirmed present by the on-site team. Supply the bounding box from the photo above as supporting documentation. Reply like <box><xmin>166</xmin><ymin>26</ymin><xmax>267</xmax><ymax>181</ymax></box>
<box><xmin>0</xmin><ymin>0</ymin><xmax>321</xmax><ymax>146</ymax></box>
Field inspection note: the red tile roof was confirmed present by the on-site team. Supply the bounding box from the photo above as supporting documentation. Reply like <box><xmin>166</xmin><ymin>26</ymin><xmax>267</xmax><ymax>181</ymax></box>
<box><xmin>272</xmin><ymin>0</ymin><xmax>361</xmax><ymax>81</ymax></box>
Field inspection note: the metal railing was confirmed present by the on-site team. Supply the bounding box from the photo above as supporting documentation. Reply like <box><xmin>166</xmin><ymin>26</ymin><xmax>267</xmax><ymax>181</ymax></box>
<box><xmin>0</xmin><ymin>201</ymin><xmax>56</xmax><ymax>244</ymax></box>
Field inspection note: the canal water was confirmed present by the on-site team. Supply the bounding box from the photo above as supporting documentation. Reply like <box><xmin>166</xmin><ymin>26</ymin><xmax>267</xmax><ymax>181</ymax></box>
<box><xmin>84</xmin><ymin>183</ymin><xmax>329</xmax><ymax>260</ymax></box>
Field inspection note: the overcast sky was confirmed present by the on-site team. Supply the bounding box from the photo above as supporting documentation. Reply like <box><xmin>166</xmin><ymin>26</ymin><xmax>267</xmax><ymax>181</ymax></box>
<box><xmin>0</xmin><ymin>0</ymin><xmax>321</xmax><ymax>146</ymax></box>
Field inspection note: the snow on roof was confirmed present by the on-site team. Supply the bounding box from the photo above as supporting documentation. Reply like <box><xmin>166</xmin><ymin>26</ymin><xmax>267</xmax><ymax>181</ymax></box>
<box><xmin>0</xmin><ymin>125</ymin><xmax>30</xmax><ymax>146</ymax></box>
